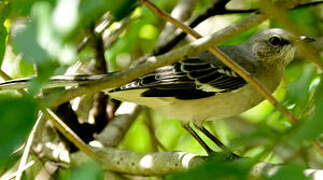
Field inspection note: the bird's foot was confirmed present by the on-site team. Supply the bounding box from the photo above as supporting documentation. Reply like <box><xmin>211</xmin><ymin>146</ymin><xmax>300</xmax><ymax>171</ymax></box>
<box><xmin>207</xmin><ymin>150</ymin><xmax>240</xmax><ymax>161</ymax></box>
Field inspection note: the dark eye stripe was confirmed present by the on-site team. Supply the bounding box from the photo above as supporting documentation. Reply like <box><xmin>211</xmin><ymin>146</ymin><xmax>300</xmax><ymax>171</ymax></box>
<box><xmin>269</xmin><ymin>36</ymin><xmax>290</xmax><ymax>46</ymax></box>
<box><xmin>280</xmin><ymin>39</ymin><xmax>290</xmax><ymax>45</ymax></box>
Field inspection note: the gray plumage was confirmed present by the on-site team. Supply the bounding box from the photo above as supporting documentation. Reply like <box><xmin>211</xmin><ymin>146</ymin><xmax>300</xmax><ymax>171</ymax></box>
<box><xmin>0</xmin><ymin>28</ymin><xmax>309</xmax><ymax>125</ymax></box>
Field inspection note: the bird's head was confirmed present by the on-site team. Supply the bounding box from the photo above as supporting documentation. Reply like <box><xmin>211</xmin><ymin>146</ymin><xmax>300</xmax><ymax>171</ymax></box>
<box><xmin>245</xmin><ymin>28</ymin><xmax>314</xmax><ymax>67</ymax></box>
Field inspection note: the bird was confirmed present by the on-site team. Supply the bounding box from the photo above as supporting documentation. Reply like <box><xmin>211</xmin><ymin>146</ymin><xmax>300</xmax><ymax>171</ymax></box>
<box><xmin>0</xmin><ymin>28</ymin><xmax>314</xmax><ymax>156</ymax></box>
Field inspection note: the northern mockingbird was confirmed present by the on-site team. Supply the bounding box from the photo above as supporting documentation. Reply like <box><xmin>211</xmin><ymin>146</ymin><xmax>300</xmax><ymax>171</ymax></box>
<box><xmin>0</xmin><ymin>28</ymin><xmax>314</xmax><ymax>156</ymax></box>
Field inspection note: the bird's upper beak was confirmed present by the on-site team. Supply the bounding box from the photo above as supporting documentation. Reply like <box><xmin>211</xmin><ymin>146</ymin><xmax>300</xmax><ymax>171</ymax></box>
<box><xmin>297</xmin><ymin>36</ymin><xmax>316</xmax><ymax>43</ymax></box>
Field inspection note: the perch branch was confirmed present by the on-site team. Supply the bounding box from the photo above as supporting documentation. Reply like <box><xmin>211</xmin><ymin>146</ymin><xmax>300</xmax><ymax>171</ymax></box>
<box><xmin>97</xmin><ymin>102</ymin><xmax>142</xmax><ymax>147</ymax></box>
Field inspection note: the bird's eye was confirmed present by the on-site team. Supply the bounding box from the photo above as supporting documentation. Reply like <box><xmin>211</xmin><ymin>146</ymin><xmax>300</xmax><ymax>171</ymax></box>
<box><xmin>269</xmin><ymin>36</ymin><xmax>282</xmax><ymax>46</ymax></box>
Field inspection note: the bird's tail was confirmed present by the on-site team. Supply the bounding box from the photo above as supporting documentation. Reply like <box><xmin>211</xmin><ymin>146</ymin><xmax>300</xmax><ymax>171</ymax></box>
<box><xmin>0</xmin><ymin>74</ymin><xmax>109</xmax><ymax>90</ymax></box>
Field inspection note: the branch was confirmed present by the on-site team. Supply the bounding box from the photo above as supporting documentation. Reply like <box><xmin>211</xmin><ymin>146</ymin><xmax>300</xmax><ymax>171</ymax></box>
<box><xmin>155</xmin><ymin>0</ymin><xmax>198</xmax><ymax>49</ymax></box>
<box><xmin>90</xmin><ymin>24</ymin><xmax>109</xmax><ymax>133</ymax></box>
<box><xmin>96</xmin><ymin>102</ymin><xmax>142</xmax><ymax>147</ymax></box>
<box><xmin>71</xmin><ymin>147</ymin><xmax>205</xmax><ymax>175</ymax></box>
<box><xmin>0</xmin><ymin>69</ymin><xmax>11</xmax><ymax>81</ymax></box>
<box><xmin>0</xmin><ymin>69</ymin><xmax>26</xmax><ymax>95</ymax></box>
<box><xmin>153</xmin><ymin>0</ymin><xmax>231</xmax><ymax>55</ymax></box>
<box><xmin>223</xmin><ymin>1</ymin><xmax>323</xmax><ymax>15</ymax></box>
<box><xmin>143</xmin><ymin>108</ymin><xmax>167</xmax><ymax>151</ymax></box>
<box><xmin>43</xmin><ymin>109</ymin><xmax>102</xmax><ymax>161</ymax></box>
<box><xmin>0</xmin><ymin>161</ymin><xmax>35</xmax><ymax>180</ymax></box>
<box><xmin>69</xmin><ymin>146</ymin><xmax>323</xmax><ymax>179</ymax></box>
<box><xmin>77</xmin><ymin>13</ymin><xmax>113</xmax><ymax>53</ymax></box>
<box><xmin>104</xmin><ymin>17</ymin><xmax>131</xmax><ymax>49</ymax></box>
<box><xmin>15</xmin><ymin>113</ymin><xmax>44</xmax><ymax>180</ymax></box>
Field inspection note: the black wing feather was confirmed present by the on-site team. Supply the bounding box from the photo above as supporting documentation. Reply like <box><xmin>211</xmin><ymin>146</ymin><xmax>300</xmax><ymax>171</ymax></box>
<box><xmin>110</xmin><ymin>54</ymin><xmax>247</xmax><ymax>100</ymax></box>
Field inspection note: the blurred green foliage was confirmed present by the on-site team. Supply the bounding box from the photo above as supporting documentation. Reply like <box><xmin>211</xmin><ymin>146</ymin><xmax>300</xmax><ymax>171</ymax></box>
<box><xmin>268</xmin><ymin>165</ymin><xmax>310</xmax><ymax>180</ymax></box>
<box><xmin>167</xmin><ymin>158</ymin><xmax>253</xmax><ymax>180</ymax></box>
<box><xmin>0</xmin><ymin>0</ymin><xmax>322</xmax><ymax>179</ymax></box>
<box><xmin>0</xmin><ymin>95</ymin><xmax>37</xmax><ymax>167</ymax></box>
<box><xmin>57</xmin><ymin>161</ymin><xmax>103</xmax><ymax>180</ymax></box>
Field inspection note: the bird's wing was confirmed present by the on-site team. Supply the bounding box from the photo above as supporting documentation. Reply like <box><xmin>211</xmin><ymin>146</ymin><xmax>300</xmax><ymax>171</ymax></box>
<box><xmin>110</xmin><ymin>48</ymin><xmax>250</xmax><ymax>100</ymax></box>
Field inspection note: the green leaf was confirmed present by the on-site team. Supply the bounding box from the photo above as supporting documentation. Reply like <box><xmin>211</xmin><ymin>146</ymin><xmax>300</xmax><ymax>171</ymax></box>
<box><xmin>79</xmin><ymin>0</ymin><xmax>137</xmax><ymax>22</ymax></box>
<box><xmin>13</xmin><ymin>2</ymin><xmax>77</xmax><ymax>66</ymax></box>
<box><xmin>286</xmin><ymin>65</ymin><xmax>315</xmax><ymax>115</ymax></box>
<box><xmin>288</xmin><ymin>8</ymin><xmax>320</xmax><ymax>36</ymax></box>
<box><xmin>112</xmin><ymin>0</ymin><xmax>137</xmax><ymax>21</ymax></box>
<box><xmin>167</xmin><ymin>158</ymin><xmax>253</xmax><ymax>180</ymax></box>
<box><xmin>267</xmin><ymin>164</ymin><xmax>310</xmax><ymax>180</ymax></box>
<box><xmin>12</xmin><ymin>16</ymin><xmax>50</xmax><ymax>64</ymax></box>
<box><xmin>27</xmin><ymin>61</ymin><xmax>58</xmax><ymax>95</ymax></box>
<box><xmin>293</xmin><ymin>75</ymin><xmax>323</xmax><ymax>141</ymax></box>
<box><xmin>0</xmin><ymin>1</ymin><xmax>10</xmax><ymax>67</ymax></box>
<box><xmin>0</xmin><ymin>21</ymin><xmax>6</xmax><ymax>67</ymax></box>
<box><xmin>11</xmin><ymin>0</ymin><xmax>56</xmax><ymax>16</ymax></box>
<box><xmin>63</xmin><ymin>0</ymin><xmax>137</xmax><ymax>42</ymax></box>
<box><xmin>57</xmin><ymin>161</ymin><xmax>103</xmax><ymax>180</ymax></box>
<box><xmin>0</xmin><ymin>95</ymin><xmax>37</xmax><ymax>167</ymax></box>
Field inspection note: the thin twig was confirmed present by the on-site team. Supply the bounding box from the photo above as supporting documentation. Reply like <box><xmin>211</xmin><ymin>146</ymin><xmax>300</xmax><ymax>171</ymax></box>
<box><xmin>312</xmin><ymin>141</ymin><xmax>323</xmax><ymax>159</ymax></box>
<box><xmin>97</xmin><ymin>102</ymin><xmax>142</xmax><ymax>147</ymax></box>
<box><xmin>156</xmin><ymin>0</ymin><xmax>198</xmax><ymax>48</ymax></box>
<box><xmin>104</xmin><ymin>17</ymin><xmax>131</xmax><ymax>49</ymax></box>
<box><xmin>77</xmin><ymin>13</ymin><xmax>113</xmax><ymax>53</ymax></box>
<box><xmin>0</xmin><ymin>69</ymin><xmax>26</xmax><ymax>95</ymax></box>
<box><xmin>0</xmin><ymin>69</ymin><xmax>11</xmax><ymax>81</ymax></box>
<box><xmin>15</xmin><ymin>113</ymin><xmax>44</xmax><ymax>180</ymax></box>
<box><xmin>140</xmin><ymin>0</ymin><xmax>297</xmax><ymax>124</ymax></box>
<box><xmin>223</xmin><ymin>1</ymin><xmax>323</xmax><ymax>15</ymax></box>
<box><xmin>43</xmin><ymin>108</ymin><xmax>101</xmax><ymax>161</ymax></box>
<box><xmin>90</xmin><ymin>23</ymin><xmax>109</xmax><ymax>133</ymax></box>
<box><xmin>153</xmin><ymin>0</ymin><xmax>230</xmax><ymax>55</ymax></box>
<box><xmin>143</xmin><ymin>109</ymin><xmax>167</xmax><ymax>152</ymax></box>
<box><xmin>0</xmin><ymin>161</ymin><xmax>35</xmax><ymax>180</ymax></box>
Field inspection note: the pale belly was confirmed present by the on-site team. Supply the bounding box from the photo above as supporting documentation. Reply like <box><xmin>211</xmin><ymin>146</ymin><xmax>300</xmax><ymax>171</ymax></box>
<box><xmin>109</xmin><ymin>84</ymin><xmax>266</xmax><ymax>125</ymax></box>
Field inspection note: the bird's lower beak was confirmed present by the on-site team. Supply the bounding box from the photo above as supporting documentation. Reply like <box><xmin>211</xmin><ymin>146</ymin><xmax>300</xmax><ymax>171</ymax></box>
<box><xmin>298</xmin><ymin>36</ymin><xmax>316</xmax><ymax>43</ymax></box>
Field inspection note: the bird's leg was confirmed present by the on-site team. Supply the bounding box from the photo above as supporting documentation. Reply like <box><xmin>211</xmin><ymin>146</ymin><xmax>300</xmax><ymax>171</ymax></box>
<box><xmin>194</xmin><ymin>124</ymin><xmax>240</xmax><ymax>159</ymax></box>
<box><xmin>182</xmin><ymin>124</ymin><xmax>213</xmax><ymax>155</ymax></box>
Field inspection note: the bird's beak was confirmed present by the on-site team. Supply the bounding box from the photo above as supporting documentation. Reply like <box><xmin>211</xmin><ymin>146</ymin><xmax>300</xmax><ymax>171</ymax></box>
<box><xmin>297</xmin><ymin>36</ymin><xmax>316</xmax><ymax>43</ymax></box>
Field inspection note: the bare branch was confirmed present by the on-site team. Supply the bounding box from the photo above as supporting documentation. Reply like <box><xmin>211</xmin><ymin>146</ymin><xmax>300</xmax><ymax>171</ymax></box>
<box><xmin>153</xmin><ymin>0</ymin><xmax>231</xmax><ymax>55</ymax></box>
<box><xmin>43</xmin><ymin>109</ymin><xmax>101</xmax><ymax>161</ymax></box>
<box><xmin>71</xmin><ymin>147</ymin><xmax>205</xmax><ymax>175</ymax></box>
<box><xmin>156</xmin><ymin>0</ymin><xmax>198</xmax><ymax>48</ymax></box>
<box><xmin>97</xmin><ymin>102</ymin><xmax>142</xmax><ymax>147</ymax></box>
<box><xmin>15</xmin><ymin>113</ymin><xmax>44</xmax><ymax>180</ymax></box>
<box><xmin>69</xmin><ymin>146</ymin><xmax>323</xmax><ymax>178</ymax></box>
